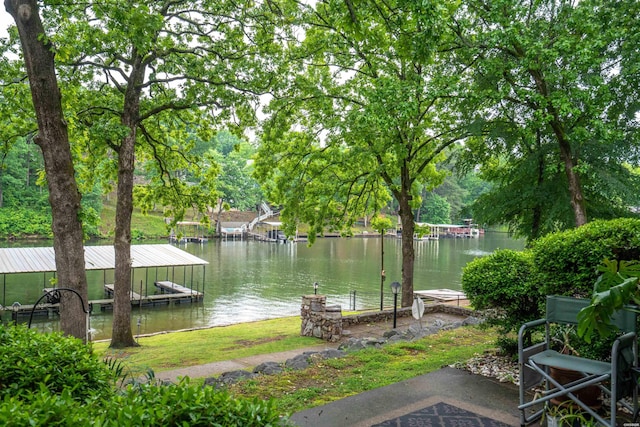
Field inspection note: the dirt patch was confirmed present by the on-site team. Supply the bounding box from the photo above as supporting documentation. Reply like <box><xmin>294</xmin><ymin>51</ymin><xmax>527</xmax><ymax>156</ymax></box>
<box><xmin>222</xmin><ymin>334</ymin><xmax>289</xmax><ymax>351</ymax></box>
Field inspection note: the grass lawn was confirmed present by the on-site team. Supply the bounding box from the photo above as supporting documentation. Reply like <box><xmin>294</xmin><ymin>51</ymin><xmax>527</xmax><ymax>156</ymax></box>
<box><xmin>93</xmin><ymin>316</ymin><xmax>498</xmax><ymax>415</ymax></box>
<box><xmin>94</xmin><ymin>317</ymin><xmax>322</xmax><ymax>373</ymax></box>
<box><xmin>227</xmin><ymin>326</ymin><xmax>498</xmax><ymax>414</ymax></box>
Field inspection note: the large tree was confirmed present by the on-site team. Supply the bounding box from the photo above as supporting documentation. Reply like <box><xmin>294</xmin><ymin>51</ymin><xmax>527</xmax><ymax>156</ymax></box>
<box><xmin>255</xmin><ymin>1</ymin><xmax>470</xmax><ymax>307</ymax></box>
<box><xmin>452</xmin><ymin>0</ymin><xmax>640</xmax><ymax>238</ymax></box>
<box><xmin>4</xmin><ymin>0</ymin><xmax>88</xmax><ymax>340</ymax></box>
<box><xmin>38</xmin><ymin>0</ymin><xmax>285</xmax><ymax>347</ymax></box>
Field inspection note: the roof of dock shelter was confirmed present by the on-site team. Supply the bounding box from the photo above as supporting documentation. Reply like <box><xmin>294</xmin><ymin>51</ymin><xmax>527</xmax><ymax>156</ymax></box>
<box><xmin>0</xmin><ymin>244</ymin><xmax>208</xmax><ymax>274</ymax></box>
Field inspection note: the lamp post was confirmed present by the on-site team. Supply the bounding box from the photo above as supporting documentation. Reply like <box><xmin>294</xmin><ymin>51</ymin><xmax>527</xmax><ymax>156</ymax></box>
<box><xmin>313</xmin><ymin>281</ymin><xmax>318</xmax><ymax>295</ymax></box>
<box><xmin>390</xmin><ymin>281</ymin><xmax>401</xmax><ymax>329</ymax></box>
<box><xmin>380</xmin><ymin>248</ymin><xmax>385</xmax><ymax>311</ymax></box>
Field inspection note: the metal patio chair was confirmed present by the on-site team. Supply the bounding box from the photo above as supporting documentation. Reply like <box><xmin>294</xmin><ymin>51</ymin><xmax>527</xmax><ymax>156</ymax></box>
<box><xmin>518</xmin><ymin>295</ymin><xmax>638</xmax><ymax>426</ymax></box>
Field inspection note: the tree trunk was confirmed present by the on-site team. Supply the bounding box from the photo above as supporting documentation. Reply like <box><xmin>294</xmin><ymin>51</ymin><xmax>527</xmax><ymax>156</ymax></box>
<box><xmin>6</xmin><ymin>0</ymin><xmax>88</xmax><ymax>341</ymax></box>
<box><xmin>397</xmin><ymin>190</ymin><xmax>415</xmax><ymax>308</ymax></box>
<box><xmin>110</xmin><ymin>53</ymin><xmax>145</xmax><ymax>348</ymax></box>
<box><xmin>529</xmin><ymin>68</ymin><xmax>588</xmax><ymax>227</ymax></box>
<box><xmin>554</xmin><ymin>127</ymin><xmax>587</xmax><ymax>226</ymax></box>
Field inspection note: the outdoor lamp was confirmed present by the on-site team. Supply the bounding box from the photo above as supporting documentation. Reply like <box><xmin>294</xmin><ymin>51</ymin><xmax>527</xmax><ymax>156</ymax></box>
<box><xmin>390</xmin><ymin>281</ymin><xmax>401</xmax><ymax>328</ymax></box>
<box><xmin>313</xmin><ymin>281</ymin><xmax>319</xmax><ymax>295</ymax></box>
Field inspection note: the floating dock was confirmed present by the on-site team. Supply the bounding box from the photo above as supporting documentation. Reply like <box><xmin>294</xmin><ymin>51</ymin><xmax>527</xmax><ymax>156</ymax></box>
<box><xmin>414</xmin><ymin>289</ymin><xmax>467</xmax><ymax>306</ymax></box>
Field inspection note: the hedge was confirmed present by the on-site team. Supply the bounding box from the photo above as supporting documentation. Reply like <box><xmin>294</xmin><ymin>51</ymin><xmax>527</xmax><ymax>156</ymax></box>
<box><xmin>0</xmin><ymin>324</ymin><xmax>289</xmax><ymax>426</ymax></box>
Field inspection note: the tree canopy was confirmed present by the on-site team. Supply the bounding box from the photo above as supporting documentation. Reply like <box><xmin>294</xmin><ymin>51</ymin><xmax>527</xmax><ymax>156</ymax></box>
<box><xmin>255</xmin><ymin>0</ymin><xmax>471</xmax><ymax>306</ymax></box>
<box><xmin>451</xmin><ymin>0</ymin><xmax>640</xmax><ymax>240</ymax></box>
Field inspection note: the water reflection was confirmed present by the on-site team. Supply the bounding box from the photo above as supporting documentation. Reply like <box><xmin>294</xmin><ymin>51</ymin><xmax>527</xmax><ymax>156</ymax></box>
<box><xmin>2</xmin><ymin>233</ymin><xmax>523</xmax><ymax>339</ymax></box>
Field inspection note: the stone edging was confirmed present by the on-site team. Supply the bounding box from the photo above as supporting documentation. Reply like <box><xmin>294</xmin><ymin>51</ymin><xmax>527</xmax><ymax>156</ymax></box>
<box><xmin>342</xmin><ymin>303</ymin><xmax>475</xmax><ymax>327</ymax></box>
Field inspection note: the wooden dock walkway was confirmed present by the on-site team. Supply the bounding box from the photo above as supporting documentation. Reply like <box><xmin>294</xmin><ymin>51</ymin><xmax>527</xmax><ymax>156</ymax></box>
<box><xmin>155</xmin><ymin>280</ymin><xmax>203</xmax><ymax>297</ymax></box>
<box><xmin>103</xmin><ymin>284</ymin><xmax>143</xmax><ymax>300</ymax></box>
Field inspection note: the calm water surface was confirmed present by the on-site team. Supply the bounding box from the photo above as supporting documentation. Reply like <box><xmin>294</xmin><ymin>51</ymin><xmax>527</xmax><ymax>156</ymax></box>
<box><xmin>2</xmin><ymin>233</ymin><xmax>523</xmax><ymax>339</ymax></box>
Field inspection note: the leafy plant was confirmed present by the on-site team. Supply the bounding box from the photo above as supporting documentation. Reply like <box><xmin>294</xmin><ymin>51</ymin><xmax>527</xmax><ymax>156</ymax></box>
<box><xmin>577</xmin><ymin>259</ymin><xmax>640</xmax><ymax>342</ymax></box>
<box><xmin>0</xmin><ymin>324</ymin><xmax>114</xmax><ymax>401</ymax></box>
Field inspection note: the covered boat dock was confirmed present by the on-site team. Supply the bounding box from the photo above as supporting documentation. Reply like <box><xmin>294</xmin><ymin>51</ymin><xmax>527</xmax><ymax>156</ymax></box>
<box><xmin>0</xmin><ymin>244</ymin><xmax>208</xmax><ymax>320</ymax></box>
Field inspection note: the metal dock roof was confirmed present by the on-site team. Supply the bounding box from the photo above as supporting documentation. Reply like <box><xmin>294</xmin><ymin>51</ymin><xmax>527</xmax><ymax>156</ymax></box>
<box><xmin>0</xmin><ymin>244</ymin><xmax>208</xmax><ymax>274</ymax></box>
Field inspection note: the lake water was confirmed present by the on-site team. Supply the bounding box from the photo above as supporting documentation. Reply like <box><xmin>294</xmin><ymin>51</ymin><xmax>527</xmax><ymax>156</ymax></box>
<box><xmin>2</xmin><ymin>233</ymin><xmax>524</xmax><ymax>339</ymax></box>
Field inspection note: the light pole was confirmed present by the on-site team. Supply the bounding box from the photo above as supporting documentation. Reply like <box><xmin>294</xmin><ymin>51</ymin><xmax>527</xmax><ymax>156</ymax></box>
<box><xmin>313</xmin><ymin>281</ymin><xmax>319</xmax><ymax>295</ymax></box>
<box><xmin>390</xmin><ymin>281</ymin><xmax>401</xmax><ymax>329</ymax></box>
<box><xmin>380</xmin><ymin>235</ymin><xmax>385</xmax><ymax>311</ymax></box>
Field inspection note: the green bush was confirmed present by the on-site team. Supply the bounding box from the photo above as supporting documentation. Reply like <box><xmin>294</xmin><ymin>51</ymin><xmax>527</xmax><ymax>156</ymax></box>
<box><xmin>0</xmin><ymin>382</ymin><xmax>289</xmax><ymax>427</ymax></box>
<box><xmin>0</xmin><ymin>325</ymin><xmax>288</xmax><ymax>426</ymax></box>
<box><xmin>0</xmin><ymin>208</ymin><xmax>53</xmax><ymax>238</ymax></box>
<box><xmin>0</xmin><ymin>324</ymin><xmax>114</xmax><ymax>401</ymax></box>
<box><xmin>462</xmin><ymin>249</ymin><xmax>539</xmax><ymax>335</ymax></box>
<box><xmin>461</xmin><ymin>218</ymin><xmax>640</xmax><ymax>355</ymax></box>
<box><xmin>102</xmin><ymin>381</ymin><xmax>289</xmax><ymax>426</ymax></box>
<box><xmin>530</xmin><ymin>218</ymin><xmax>640</xmax><ymax>298</ymax></box>
<box><xmin>0</xmin><ymin>389</ymin><xmax>91</xmax><ymax>426</ymax></box>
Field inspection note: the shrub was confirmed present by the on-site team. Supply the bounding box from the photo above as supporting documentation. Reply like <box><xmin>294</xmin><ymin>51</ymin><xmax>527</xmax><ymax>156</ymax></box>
<box><xmin>462</xmin><ymin>249</ymin><xmax>539</xmax><ymax>335</ymax></box>
<box><xmin>102</xmin><ymin>381</ymin><xmax>290</xmax><ymax>426</ymax></box>
<box><xmin>0</xmin><ymin>325</ymin><xmax>288</xmax><ymax>426</ymax></box>
<box><xmin>0</xmin><ymin>324</ymin><xmax>114</xmax><ymax>401</ymax></box>
<box><xmin>530</xmin><ymin>218</ymin><xmax>640</xmax><ymax>298</ymax></box>
<box><xmin>0</xmin><ymin>382</ymin><xmax>289</xmax><ymax>427</ymax></box>
<box><xmin>0</xmin><ymin>389</ymin><xmax>91</xmax><ymax>426</ymax></box>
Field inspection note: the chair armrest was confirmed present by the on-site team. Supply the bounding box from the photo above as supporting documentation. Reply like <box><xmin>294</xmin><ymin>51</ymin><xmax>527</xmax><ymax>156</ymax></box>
<box><xmin>611</xmin><ymin>331</ymin><xmax>637</xmax><ymax>360</ymax></box>
<box><xmin>518</xmin><ymin>319</ymin><xmax>547</xmax><ymax>353</ymax></box>
<box><xmin>518</xmin><ymin>319</ymin><xmax>546</xmax><ymax>344</ymax></box>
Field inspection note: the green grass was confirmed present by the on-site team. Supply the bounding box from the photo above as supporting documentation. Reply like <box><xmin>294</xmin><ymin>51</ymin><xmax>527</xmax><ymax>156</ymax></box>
<box><xmin>94</xmin><ymin>317</ymin><xmax>321</xmax><ymax>372</ymax></box>
<box><xmin>93</xmin><ymin>316</ymin><xmax>497</xmax><ymax>416</ymax></box>
<box><xmin>99</xmin><ymin>203</ymin><xmax>170</xmax><ymax>238</ymax></box>
<box><xmin>227</xmin><ymin>326</ymin><xmax>497</xmax><ymax>414</ymax></box>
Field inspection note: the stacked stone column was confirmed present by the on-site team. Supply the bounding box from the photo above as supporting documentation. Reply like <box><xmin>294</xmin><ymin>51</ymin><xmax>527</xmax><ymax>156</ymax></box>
<box><xmin>300</xmin><ymin>295</ymin><xmax>342</xmax><ymax>342</ymax></box>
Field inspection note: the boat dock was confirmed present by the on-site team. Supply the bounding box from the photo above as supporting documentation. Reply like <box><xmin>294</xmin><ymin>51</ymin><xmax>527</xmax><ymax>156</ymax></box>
<box><xmin>0</xmin><ymin>244</ymin><xmax>208</xmax><ymax>323</ymax></box>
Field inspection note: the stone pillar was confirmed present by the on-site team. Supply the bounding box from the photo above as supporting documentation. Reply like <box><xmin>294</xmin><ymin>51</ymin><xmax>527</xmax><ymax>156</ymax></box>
<box><xmin>300</xmin><ymin>295</ymin><xmax>343</xmax><ymax>342</ymax></box>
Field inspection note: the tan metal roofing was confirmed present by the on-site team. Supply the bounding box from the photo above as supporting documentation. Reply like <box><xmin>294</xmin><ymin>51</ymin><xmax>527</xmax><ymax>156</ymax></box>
<box><xmin>0</xmin><ymin>244</ymin><xmax>208</xmax><ymax>274</ymax></box>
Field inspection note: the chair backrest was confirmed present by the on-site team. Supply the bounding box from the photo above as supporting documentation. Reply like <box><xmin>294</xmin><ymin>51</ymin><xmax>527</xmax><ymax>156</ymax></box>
<box><xmin>546</xmin><ymin>295</ymin><xmax>637</xmax><ymax>332</ymax></box>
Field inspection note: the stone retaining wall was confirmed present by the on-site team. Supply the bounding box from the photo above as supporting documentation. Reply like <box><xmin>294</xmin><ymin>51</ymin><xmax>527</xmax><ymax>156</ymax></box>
<box><xmin>301</xmin><ymin>294</ymin><xmax>475</xmax><ymax>342</ymax></box>
<box><xmin>342</xmin><ymin>303</ymin><xmax>474</xmax><ymax>327</ymax></box>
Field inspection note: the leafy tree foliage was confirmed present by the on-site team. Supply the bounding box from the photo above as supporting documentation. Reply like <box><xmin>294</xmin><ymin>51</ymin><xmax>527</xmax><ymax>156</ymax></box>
<box><xmin>210</xmin><ymin>131</ymin><xmax>262</xmax><ymax>212</ymax></box>
<box><xmin>452</xmin><ymin>0</ymin><xmax>640</xmax><ymax>240</ymax></box>
<box><xmin>16</xmin><ymin>0</ymin><xmax>287</xmax><ymax>347</ymax></box>
<box><xmin>418</xmin><ymin>192</ymin><xmax>451</xmax><ymax>224</ymax></box>
<box><xmin>0</xmin><ymin>136</ymin><xmax>46</xmax><ymax>209</ymax></box>
<box><xmin>255</xmin><ymin>0</ymin><xmax>469</xmax><ymax>306</ymax></box>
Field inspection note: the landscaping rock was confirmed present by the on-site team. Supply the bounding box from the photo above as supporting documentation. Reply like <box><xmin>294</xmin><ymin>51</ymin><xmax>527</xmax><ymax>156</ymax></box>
<box><xmin>383</xmin><ymin>329</ymin><xmax>401</xmax><ymax>339</ymax></box>
<box><xmin>203</xmin><ymin>312</ymin><xmax>483</xmax><ymax>388</ymax></box>
<box><xmin>285</xmin><ymin>353</ymin><xmax>312</xmax><ymax>370</ymax></box>
<box><xmin>253</xmin><ymin>361</ymin><xmax>283</xmax><ymax>375</ymax></box>
<box><xmin>204</xmin><ymin>370</ymin><xmax>256</xmax><ymax>388</ymax></box>
<box><xmin>319</xmin><ymin>349</ymin><xmax>345</xmax><ymax>360</ymax></box>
